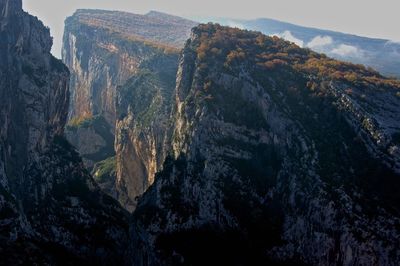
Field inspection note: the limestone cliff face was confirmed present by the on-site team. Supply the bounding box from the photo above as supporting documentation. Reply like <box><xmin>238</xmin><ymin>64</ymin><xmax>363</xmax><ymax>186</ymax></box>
<box><xmin>0</xmin><ymin>2</ymin><xmax>128</xmax><ymax>264</ymax></box>
<box><xmin>62</xmin><ymin>11</ymin><xmax>145</xmax><ymax>167</ymax></box>
<box><xmin>130</xmin><ymin>25</ymin><xmax>400</xmax><ymax>265</ymax></box>
<box><xmin>115</xmin><ymin>53</ymin><xmax>179</xmax><ymax>211</ymax></box>
<box><xmin>62</xmin><ymin>9</ymin><xmax>196</xmax><ymax>209</ymax></box>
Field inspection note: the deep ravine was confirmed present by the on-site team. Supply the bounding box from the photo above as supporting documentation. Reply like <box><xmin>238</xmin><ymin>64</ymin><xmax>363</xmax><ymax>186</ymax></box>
<box><xmin>62</xmin><ymin>9</ymin><xmax>197</xmax><ymax>211</ymax></box>
<box><xmin>1</xmin><ymin>2</ymin><xmax>400</xmax><ymax>265</ymax></box>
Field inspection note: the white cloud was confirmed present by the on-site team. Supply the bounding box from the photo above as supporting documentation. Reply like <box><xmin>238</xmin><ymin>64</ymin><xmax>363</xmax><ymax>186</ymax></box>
<box><xmin>385</xmin><ymin>40</ymin><xmax>400</xmax><ymax>45</ymax></box>
<box><xmin>307</xmin><ymin>35</ymin><xmax>333</xmax><ymax>49</ymax></box>
<box><xmin>272</xmin><ymin>31</ymin><xmax>304</xmax><ymax>47</ymax></box>
<box><xmin>225</xmin><ymin>21</ymin><xmax>245</xmax><ymax>29</ymax></box>
<box><xmin>331</xmin><ymin>44</ymin><xmax>361</xmax><ymax>57</ymax></box>
<box><xmin>384</xmin><ymin>41</ymin><xmax>400</xmax><ymax>56</ymax></box>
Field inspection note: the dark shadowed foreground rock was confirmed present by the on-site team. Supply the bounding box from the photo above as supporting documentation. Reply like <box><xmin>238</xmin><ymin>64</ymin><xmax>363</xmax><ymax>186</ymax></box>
<box><xmin>0</xmin><ymin>1</ymin><xmax>128</xmax><ymax>264</ymax></box>
<box><xmin>130</xmin><ymin>24</ymin><xmax>400</xmax><ymax>266</ymax></box>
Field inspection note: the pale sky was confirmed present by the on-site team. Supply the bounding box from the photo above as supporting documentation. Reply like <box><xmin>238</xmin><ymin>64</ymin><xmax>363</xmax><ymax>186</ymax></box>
<box><xmin>23</xmin><ymin>0</ymin><xmax>400</xmax><ymax>58</ymax></box>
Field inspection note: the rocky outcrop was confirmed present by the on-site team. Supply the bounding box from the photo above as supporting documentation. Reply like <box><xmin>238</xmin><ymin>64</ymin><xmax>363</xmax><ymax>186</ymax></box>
<box><xmin>65</xmin><ymin>115</ymin><xmax>115</xmax><ymax>169</ymax></box>
<box><xmin>62</xmin><ymin>11</ymin><xmax>145</xmax><ymax>167</ymax></box>
<box><xmin>130</xmin><ymin>24</ymin><xmax>400</xmax><ymax>265</ymax></box>
<box><xmin>62</xmin><ymin>9</ymin><xmax>196</xmax><ymax>209</ymax></box>
<box><xmin>0</xmin><ymin>2</ymin><xmax>128</xmax><ymax>264</ymax></box>
<box><xmin>115</xmin><ymin>53</ymin><xmax>179</xmax><ymax>211</ymax></box>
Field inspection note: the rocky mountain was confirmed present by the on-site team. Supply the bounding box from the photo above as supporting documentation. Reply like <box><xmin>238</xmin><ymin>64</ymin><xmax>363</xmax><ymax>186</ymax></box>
<box><xmin>62</xmin><ymin>9</ymin><xmax>196</xmax><ymax>210</ymax></box>
<box><xmin>201</xmin><ymin>16</ymin><xmax>400</xmax><ymax>78</ymax></box>
<box><xmin>62</xmin><ymin>10</ymin><xmax>400</xmax><ymax>219</ymax></box>
<box><xmin>0</xmin><ymin>1</ymin><xmax>128</xmax><ymax>264</ymax></box>
<box><xmin>130</xmin><ymin>24</ymin><xmax>400</xmax><ymax>265</ymax></box>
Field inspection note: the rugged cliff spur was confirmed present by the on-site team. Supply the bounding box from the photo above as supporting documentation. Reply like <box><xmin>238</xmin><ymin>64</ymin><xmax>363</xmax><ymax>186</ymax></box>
<box><xmin>130</xmin><ymin>24</ymin><xmax>400</xmax><ymax>265</ymax></box>
<box><xmin>0</xmin><ymin>1</ymin><xmax>128</xmax><ymax>264</ymax></box>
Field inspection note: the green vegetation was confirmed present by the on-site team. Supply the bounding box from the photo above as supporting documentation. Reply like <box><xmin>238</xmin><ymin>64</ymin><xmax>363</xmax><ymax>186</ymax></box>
<box><xmin>193</xmin><ymin>24</ymin><xmax>400</xmax><ymax>90</ymax></box>
<box><xmin>193</xmin><ymin>23</ymin><xmax>308</xmax><ymax>71</ymax></box>
<box><xmin>298</xmin><ymin>58</ymin><xmax>400</xmax><ymax>89</ymax></box>
<box><xmin>66</xmin><ymin>114</ymin><xmax>94</xmax><ymax>129</ymax></box>
<box><xmin>92</xmin><ymin>156</ymin><xmax>116</xmax><ymax>183</ymax></box>
<box><xmin>117</xmin><ymin>53</ymin><xmax>178</xmax><ymax>128</ymax></box>
<box><xmin>118</xmin><ymin>70</ymin><xmax>163</xmax><ymax>127</ymax></box>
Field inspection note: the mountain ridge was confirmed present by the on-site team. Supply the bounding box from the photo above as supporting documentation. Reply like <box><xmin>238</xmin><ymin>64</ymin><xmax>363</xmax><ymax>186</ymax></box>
<box><xmin>129</xmin><ymin>23</ymin><xmax>400</xmax><ymax>265</ymax></box>
<box><xmin>202</xmin><ymin>16</ymin><xmax>400</xmax><ymax>77</ymax></box>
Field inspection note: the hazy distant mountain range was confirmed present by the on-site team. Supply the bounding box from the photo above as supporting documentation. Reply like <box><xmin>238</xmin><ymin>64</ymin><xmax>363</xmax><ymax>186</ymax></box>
<box><xmin>196</xmin><ymin>16</ymin><xmax>400</xmax><ymax>77</ymax></box>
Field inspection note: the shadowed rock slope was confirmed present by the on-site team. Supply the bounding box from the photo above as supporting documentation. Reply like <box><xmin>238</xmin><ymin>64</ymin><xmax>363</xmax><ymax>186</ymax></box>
<box><xmin>0</xmin><ymin>1</ymin><xmax>128</xmax><ymax>264</ymax></box>
<box><xmin>130</xmin><ymin>24</ymin><xmax>400</xmax><ymax>266</ymax></box>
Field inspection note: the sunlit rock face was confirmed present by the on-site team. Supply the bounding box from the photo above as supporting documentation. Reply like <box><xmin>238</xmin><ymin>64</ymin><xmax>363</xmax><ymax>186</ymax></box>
<box><xmin>0</xmin><ymin>1</ymin><xmax>129</xmax><ymax>264</ymax></box>
<box><xmin>129</xmin><ymin>24</ymin><xmax>400</xmax><ymax>266</ymax></box>
<box><xmin>115</xmin><ymin>52</ymin><xmax>179</xmax><ymax>211</ymax></box>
